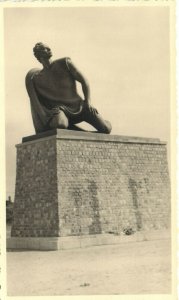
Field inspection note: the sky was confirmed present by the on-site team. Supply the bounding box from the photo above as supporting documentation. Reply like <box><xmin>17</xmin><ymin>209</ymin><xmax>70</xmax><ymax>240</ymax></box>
<box><xmin>4</xmin><ymin>6</ymin><xmax>170</xmax><ymax>199</ymax></box>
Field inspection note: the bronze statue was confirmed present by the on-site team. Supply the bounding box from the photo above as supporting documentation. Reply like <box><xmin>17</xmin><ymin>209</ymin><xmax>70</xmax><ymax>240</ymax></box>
<box><xmin>26</xmin><ymin>43</ymin><xmax>112</xmax><ymax>134</ymax></box>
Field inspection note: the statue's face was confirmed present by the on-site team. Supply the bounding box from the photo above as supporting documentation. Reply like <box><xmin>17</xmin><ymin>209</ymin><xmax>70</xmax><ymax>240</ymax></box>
<box><xmin>35</xmin><ymin>43</ymin><xmax>52</xmax><ymax>62</ymax></box>
<box><xmin>39</xmin><ymin>45</ymin><xmax>52</xmax><ymax>61</ymax></box>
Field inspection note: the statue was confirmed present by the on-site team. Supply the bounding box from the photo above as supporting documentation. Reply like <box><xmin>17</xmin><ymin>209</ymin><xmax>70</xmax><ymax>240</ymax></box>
<box><xmin>25</xmin><ymin>43</ymin><xmax>112</xmax><ymax>134</ymax></box>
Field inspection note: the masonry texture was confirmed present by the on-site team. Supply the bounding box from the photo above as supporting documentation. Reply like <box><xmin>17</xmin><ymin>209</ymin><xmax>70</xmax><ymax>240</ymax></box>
<box><xmin>11</xmin><ymin>129</ymin><xmax>170</xmax><ymax>237</ymax></box>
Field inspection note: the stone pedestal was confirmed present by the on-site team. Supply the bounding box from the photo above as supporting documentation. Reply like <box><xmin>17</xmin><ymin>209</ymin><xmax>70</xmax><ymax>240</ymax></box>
<box><xmin>8</xmin><ymin>129</ymin><xmax>171</xmax><ymax>250</ymax></box>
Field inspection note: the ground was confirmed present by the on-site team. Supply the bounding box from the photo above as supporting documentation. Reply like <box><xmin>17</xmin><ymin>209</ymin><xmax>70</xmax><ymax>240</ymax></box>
<box><xmin>7</xmin><ymin>238</ymin><xmax>171</xmax><ymax>296</ymax></box>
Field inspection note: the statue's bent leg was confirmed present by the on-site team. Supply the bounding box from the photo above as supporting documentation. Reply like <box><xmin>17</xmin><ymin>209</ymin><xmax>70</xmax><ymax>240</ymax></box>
<box><xmin>49</xmin><ymin>110</ymin><xmax>69</xmax><ymax>129</ymax></box>
<box><xmin>83</xmin><ymin>110</ymin><xmax>112</xmax><ymax>134</ymax></box>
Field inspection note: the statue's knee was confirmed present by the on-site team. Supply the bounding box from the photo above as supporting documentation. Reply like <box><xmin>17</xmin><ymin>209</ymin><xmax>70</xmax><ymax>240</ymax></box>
<box><xmin>57</xmin><ymin>113</ymin><xmax>69</xmax><ymax>129</ymax></box>
<box><xmin>50</xmin><ymin>112</ymin><xmax>69</xmax><ymax>129</ymax></box>
<box><xmin>103</xmin><ymin>121</ymin><xmax>112</xmax><ymax>134</ymax></box>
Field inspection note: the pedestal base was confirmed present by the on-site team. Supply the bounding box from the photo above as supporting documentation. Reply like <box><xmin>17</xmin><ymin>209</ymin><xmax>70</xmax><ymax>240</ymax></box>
<box><xmin>7</xmin><ymin>229</ymin><xmax>170</xmax><ymax>251</ymax></box>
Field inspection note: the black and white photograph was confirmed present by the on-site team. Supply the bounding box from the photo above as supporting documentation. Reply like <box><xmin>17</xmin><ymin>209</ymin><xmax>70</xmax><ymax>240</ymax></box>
<box><xmin>1</xmin><ymin>2</ymin><xmax>176</xmax><ymax>298</ymax></box>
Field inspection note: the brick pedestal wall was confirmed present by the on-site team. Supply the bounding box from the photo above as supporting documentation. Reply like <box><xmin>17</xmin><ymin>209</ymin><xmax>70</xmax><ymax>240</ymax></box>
<box><xmin>11</xmin><ymin>129</ymin><xmax>170</xmax><ymax>238</ymax></box>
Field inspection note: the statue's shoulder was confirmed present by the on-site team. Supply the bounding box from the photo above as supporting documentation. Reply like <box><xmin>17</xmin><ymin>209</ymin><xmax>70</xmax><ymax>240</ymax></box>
<box><xmin>53</xmin><ymin>57</ymin><xmax>71</xmax><ymax>67</ymax></box>
<box><xmin>25</xmin><ymin>68</ymin><xmax>41</xmax><ymax>92</ymax></box>
<box><xmin>54</xmin><ymin>57</ymin><xmax>71</xmax><ymax>63</ymax></box>
<box><xmin>26</xmin><ymin>68</ymin><xmax>41</xmax><ymax>81</ymax></box>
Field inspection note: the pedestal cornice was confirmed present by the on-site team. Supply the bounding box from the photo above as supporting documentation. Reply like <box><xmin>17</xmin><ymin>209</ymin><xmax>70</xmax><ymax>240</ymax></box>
<box><xmin>21</xmin><ymin>129</ymin><xmax>166</xmax><ymax>146</ymax></box>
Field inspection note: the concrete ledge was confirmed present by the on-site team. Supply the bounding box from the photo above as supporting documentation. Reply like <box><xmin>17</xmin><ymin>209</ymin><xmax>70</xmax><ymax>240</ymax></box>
<box><xmin>21</xmin><ymin>129</ymin><xmax>166</xmax><ymax>145</ymax></box>
<box><xmin>7</xmin><ymin>229</ymin><xmax>171</xmax><ymax>251</ymax></box>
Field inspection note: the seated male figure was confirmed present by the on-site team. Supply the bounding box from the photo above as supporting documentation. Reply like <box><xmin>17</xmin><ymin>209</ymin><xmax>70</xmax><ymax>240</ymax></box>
<box><xmin>26</xmin><ymin>42</ymin><xmax>112</xmax><ymax>134</ymax></box>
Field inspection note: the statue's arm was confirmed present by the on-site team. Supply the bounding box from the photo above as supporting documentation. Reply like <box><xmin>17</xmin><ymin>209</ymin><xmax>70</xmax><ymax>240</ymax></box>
<box><xmin>66</xmin><ymin>58</ymin><xmax>91</xmax><ymax>106</ymax></box>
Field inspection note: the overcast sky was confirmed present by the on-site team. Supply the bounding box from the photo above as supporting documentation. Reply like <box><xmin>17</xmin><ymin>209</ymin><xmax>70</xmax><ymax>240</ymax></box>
<box><xmin>4</xmin><ymin>6</ymin><xmax>170</xmax><ymax>199</ymax></box>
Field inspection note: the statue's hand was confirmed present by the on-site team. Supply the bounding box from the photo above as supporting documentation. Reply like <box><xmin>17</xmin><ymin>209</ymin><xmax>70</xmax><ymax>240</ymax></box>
<box><xmin>84</xmin><ymin>101</ymin><xmax>98</xmax><ymax>115</ymax></box>
<box><xmin>90</xmin><ymin>106</ymin><xmax>98</xmax><ymax>115</ymax></box>
<box><xmin>51</xmin><ymin>107</ymin><xmax>60</xmax><ymax>115</ymax></box>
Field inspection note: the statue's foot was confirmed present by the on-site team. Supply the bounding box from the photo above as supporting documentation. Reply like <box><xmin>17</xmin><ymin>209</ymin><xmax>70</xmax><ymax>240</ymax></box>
<box><xmin>68</xmin><ymin>124</ymin><xmax>99</xmax><ymax>133</ymax></box>
<box><xmin>68</xmin><ymin>124</ymin><xmax>88</xmax><ymax>132</ymax></box>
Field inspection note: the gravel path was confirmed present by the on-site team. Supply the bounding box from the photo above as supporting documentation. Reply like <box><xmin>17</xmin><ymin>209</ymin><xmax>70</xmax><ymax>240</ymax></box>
<box><xmin>7</xmin><ymin>239</ymin><xmax>171</xmax><ymax>296</ymax></box>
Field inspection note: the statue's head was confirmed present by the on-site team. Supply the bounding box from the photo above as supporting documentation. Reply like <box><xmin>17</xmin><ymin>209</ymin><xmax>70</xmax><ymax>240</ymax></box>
<box><xmin>33</xmin><ymin>42</ymin><xmax>52</xmax><ymax>62</ymax></box>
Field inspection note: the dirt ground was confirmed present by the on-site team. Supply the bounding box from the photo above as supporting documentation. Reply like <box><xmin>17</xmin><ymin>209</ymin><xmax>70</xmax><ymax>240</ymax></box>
<box><xmin>7</xmin><ymin>238</ymin><xmax>171</xmax><ymax>296</ymax></box>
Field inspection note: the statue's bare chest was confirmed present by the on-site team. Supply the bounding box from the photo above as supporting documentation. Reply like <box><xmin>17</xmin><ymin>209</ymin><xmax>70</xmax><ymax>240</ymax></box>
<box><xmin>34</xmin><ymin>65</ymin><xmax>73</xmax><ymax>91</ymax></box>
